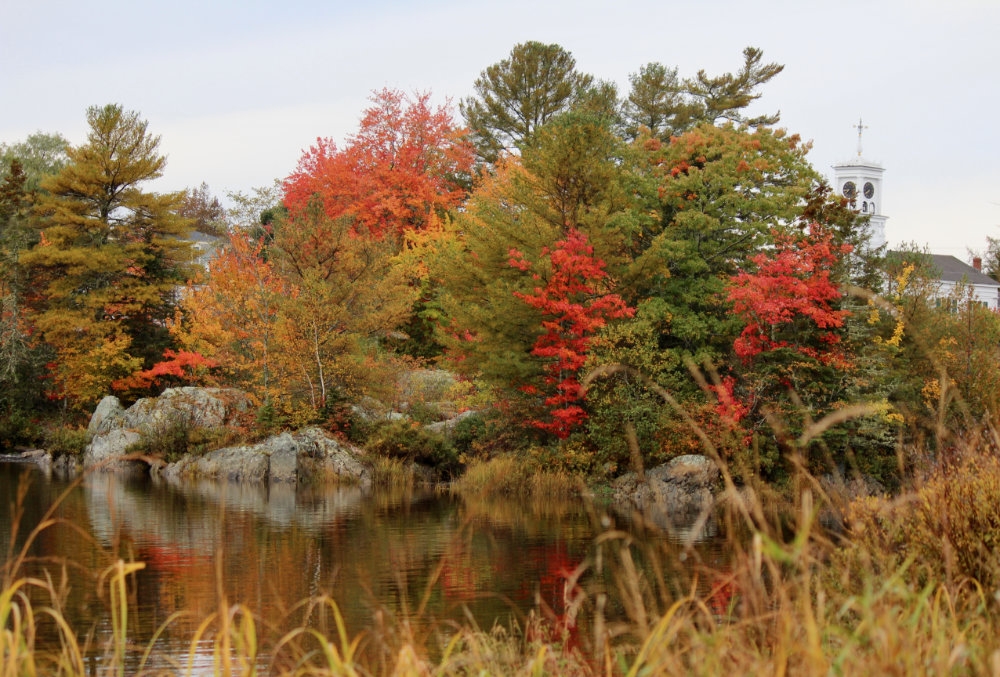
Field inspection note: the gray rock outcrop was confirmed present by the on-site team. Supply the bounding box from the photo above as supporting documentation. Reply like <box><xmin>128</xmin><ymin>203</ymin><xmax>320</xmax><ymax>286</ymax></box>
<box><xmin>424</xmin><ymin>409</ymin><xmax>479</xmax><ymax>435</ymax></box>
<box><xmin>160</xmin><ymin>427</ymin><xmax>369</xmax><ymax>485</ymax></box>
<box><xmin>88</xmin><ymin>396</ymin><xmax>126</xmax><ymax>437</ymax></box>
<box><xmin>116</xmin><ymin>387</ymin><xmax>251</xmax><ymax>432</ymax></box>
<box><xmin>83</xmin><ymin>387</ymin><xmax>252</xmax><ymax>469</ymax></box>
<box><xmin>614</xmin><ymin>454</ymin><xmax>720</xmax><ymax>524</ymax></box>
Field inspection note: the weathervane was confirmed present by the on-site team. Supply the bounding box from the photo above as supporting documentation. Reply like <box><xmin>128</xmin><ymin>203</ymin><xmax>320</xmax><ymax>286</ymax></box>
<box><xmin>854</xmin><ymin>116</ymin><xmax>868</xmax><ymax>158</ymax></box>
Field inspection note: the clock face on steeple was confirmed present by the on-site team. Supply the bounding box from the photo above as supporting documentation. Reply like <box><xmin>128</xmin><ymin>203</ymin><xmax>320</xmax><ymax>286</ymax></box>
<box><xmin>863</xmin><ymin>182</ymin><xmax>874</xmax><ymax>199</ymax></box>
<box><xmin>842</xmin><ymin>181</ymin><xmax>857</xmax><ymax>199</ymax></box>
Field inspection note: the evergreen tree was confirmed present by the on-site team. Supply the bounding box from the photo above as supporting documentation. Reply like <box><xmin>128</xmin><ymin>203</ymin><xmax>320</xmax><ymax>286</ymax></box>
<box><xmin>622</xmin><ymin>62</ymin><xmax>690</xmax><ymax>141</ymax></box>
<box><xmin>685</xmin><ymin>47</ymin><xmax>784</xmax><ymax>128</ymax></box>
<box><xmin>24</xmin><ymin>104</ymin><xmax>194</xmax><ymax>407</ymax></box>
<box><xmin>0</xmin><ymin>159</ymin><xmax>48</xmax><ymax>433</ymax></box>
<box><xmin>622</xmin><ymin>48</ymin><xmax>783</xmax><ymax>142</ymax></box>
<box><xmin>460</xmin><ymin>41</ymin><xmax>594</xmax><ymax>163</ymax></box>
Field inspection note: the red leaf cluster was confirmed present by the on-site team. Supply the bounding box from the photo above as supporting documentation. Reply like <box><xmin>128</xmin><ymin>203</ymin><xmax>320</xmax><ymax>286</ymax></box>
<box><xmin>709</xmin><ymin>375</ymin><xmax>749</xmax><ymax>429</ymax></box>
<box><xmin>509</xmin><ymin>229</ymin><xmax>635</xmax><ymax>438</ymax></box>
<box><xmin>114</xmin><ymin>350</ymin><xmax>219</xmax><ymax>392</ymax></box>
<box><xmin>727</xmin><ymin>225</ymin><xmax>852</xmax><ymax>367</ymax></box>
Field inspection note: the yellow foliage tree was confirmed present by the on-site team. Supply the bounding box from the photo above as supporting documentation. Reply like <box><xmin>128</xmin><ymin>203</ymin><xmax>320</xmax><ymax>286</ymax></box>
<box><xmin>23</xmin><ymin>104</ymin><xmax>193</xmax><ymax>408</ymax></box>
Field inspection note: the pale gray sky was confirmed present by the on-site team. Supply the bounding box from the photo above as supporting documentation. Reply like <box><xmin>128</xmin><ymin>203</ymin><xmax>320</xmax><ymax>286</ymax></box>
<box><xmin>2</xmin><ymin>0</ymin><xmax>996</xmax><ymax>258</ymax></box>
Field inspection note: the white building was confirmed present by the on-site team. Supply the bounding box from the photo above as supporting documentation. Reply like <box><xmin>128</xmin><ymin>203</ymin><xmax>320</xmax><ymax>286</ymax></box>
<box><xmin>925</xmin><ymin>254</ymin><xmax>1000</xmax><ymax>311</ymax></box>
<box><xmin>831</xmin><ymin>118</ymin><xmax>1000</xmax><ymax>310</ymax></box>
<box><xmin>831</xmin><ymin>119</ymin><xmax>887</xmax><ymax>251</ymax></box>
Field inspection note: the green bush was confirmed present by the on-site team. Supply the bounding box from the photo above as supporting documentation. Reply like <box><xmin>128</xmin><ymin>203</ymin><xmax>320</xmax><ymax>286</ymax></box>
<box><xmin>0</xmin><ymin>409</ymin><xmax>39</xmax><ymax>449</ymax></box>
<box><xmin>450</xmin><ymin>411</ymin><xmax>489</xmax><ymax>455</ymax></box>
<box><xmin>42</xmin><ymin>425</ymin><xmax>89</xmax><ymax>457</ymax></box>
<box><xmin>364</xmin><ymin>419</ymin><xmax>459</xmax><ymax>477</ymax></box>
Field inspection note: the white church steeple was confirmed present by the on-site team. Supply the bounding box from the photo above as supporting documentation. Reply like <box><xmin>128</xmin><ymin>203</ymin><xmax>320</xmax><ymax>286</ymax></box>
<box><xmin>832</xmin><ymin>117</ymin><xmax>887</xmax><ymax>250</ymax></box>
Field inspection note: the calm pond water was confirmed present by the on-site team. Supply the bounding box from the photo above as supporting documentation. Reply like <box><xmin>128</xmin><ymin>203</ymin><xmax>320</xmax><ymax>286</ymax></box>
<box><xmin>0</xmin><ymin>458</ymin><xmax>724</xmax><ymax>671</ymax></box>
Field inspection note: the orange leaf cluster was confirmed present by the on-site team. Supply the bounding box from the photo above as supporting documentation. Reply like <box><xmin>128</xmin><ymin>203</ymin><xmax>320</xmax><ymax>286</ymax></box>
<box><xmin>283</xmin><ymin>88</ymin><xmax>475</xmax><ymax>238</ymax></box>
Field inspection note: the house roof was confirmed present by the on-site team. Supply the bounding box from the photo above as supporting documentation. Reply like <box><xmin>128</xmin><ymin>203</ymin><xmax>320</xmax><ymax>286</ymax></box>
<box><xmin>185</xmin><ymin>229</ymin><xmax>223</xmax><ymax>245</ymax></box>
<box><xmin>928</xmin><ymin>254</ymin><xmax>999</xmax><ymax>287</ymax></box>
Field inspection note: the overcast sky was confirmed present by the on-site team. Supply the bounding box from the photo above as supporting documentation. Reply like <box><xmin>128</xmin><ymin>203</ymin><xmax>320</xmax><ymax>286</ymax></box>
<box><xmin>2</xmin><ymin>0</ymin><xmax>996</xmax><ymax>258</ymax></box>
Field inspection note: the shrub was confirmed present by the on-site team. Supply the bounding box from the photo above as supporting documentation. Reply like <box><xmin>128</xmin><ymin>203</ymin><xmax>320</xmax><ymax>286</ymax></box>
<box><xmin>453</xmin><ymin>454</ymin><xmax>583</xmax><ymax>499</ymax></box>
<box><xmin>364</xmin><ymin>419</ymin><xmax>459</xmax><ymax>477</ymax></box>
<box><xmin>127</xmin><ymin>419</ymin><xmax>249</xmax><ymax>463</ymax></box>
<box><xmin>42</xmin><ymin>425</ymin><xmax>89</xmax><ymax>457</ymax></box>
<box><xmin>405</xmin><ymin>400</ymin><xmax>446</xmax><ymax>425</ymax></box>
<box><xmin>844</xmin><ymin>449</ymin><xmax>1000</xmax><ymax>588</ymax></box>
<box><xmin>0</xmin><ymin>409</ymin><xmax>39</xmax><ymax>449</ymax></box>
<box><xmin>127</xmin><ymin>418</ymin><xmax>192</xmax><ymax>462</ymax></box>
<box><xmin>449</xmin><ymin>411</ymin><xmax>489</xmax><ymax>456</ymax></box>
<box><xmin>525</xmin><ymin>437</ymin><xmax>603</xmax><ymax>478</ymax></box>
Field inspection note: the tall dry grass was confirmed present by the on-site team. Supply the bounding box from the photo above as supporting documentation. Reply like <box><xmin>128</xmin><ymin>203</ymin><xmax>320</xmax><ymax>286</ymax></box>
<box><xmin>6</xmin><ymin>354</ymin><xmax>1000</xmax><ymax>675</ymax></box>
<box><xmin>4</xmin><ymin>439</ymin><xmax>1000</xmax><ymax>675</ymax></box>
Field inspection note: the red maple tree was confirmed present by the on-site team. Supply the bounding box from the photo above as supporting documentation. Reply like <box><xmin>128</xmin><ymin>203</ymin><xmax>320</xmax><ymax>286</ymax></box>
<box><xmin>508</xmin><ymin>229</ymin><xmax>634</xmax><ymax>438</ymax></box>
<box><xmin>283</xmin><ymin>88</ymin><xmax>475</xmax><ymax>238</ymax></box>
<box><xmin>727</xmin><ymin>224</ymin><xmax>852</xmax><ymax>367</ymax></box>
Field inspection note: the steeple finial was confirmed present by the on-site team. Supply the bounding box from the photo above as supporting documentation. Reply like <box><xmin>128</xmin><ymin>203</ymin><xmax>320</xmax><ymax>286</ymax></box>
<box><xmin>854</xmin><ymin>116</ymin><xmax>868</xmax><ymax>158</ymax></box>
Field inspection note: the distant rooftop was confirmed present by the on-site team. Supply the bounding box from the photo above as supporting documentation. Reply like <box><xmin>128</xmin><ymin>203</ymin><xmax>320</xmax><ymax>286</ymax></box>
<box><xmin>928</xmin><ymin>254</ymin><xmax>999</xmax><ymax>287</ymax></box>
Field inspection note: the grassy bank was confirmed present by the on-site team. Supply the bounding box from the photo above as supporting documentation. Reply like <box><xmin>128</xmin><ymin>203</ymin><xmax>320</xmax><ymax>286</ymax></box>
<box><xmin>4</xmin><ymin>431</ymin><xmax>1000</xmax><ymax>676</ymax></box>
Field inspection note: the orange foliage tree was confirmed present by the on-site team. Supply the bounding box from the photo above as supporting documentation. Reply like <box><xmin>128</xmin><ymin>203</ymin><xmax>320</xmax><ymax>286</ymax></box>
<box><xmin>283</xmin><ymin>88</ymin><xmax>475</xmax><ymax>238</ymax></box>
<box><xmin>175</xmin><ymin>230</ymin><xmax>284</xmax><ymax>404</ymax></box>
<box><xmin>267</xmin><ymin>206</ymin><xmax>418</xmax><ymax>414</ymax></box>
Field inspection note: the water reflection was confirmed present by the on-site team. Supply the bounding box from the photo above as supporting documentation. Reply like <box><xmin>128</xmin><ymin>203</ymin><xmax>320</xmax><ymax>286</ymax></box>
<box><xmin>1</xmin><ymin>461</ymin><xmax>725</xmax><ymax>668</ymax></box>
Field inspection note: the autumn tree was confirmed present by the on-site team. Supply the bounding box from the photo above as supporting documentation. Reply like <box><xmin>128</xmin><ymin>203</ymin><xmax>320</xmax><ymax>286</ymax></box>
<box><xmin>581</xmin><ymin>123</ymin><xmax>822</xmax><ymax>467</ymax></box>
<box><xmin>178</xmin><ymin>182</ymin><xmax>226</xmax><ymax>236</ymax></box>
<box><xmin>606</xmin><ymin>123</ymin><xmax>819</xmax><ymax>387</ymax></box>
<box><xmin>460</xmin><ymin>41</ymin><xmax>596</xmax><ymax>163</ymax></box>
<box><xmin>23</xmin><ymin>104</ymin><xmax>194</xmax><ymax>407</ymax></box>
<box><xmin>174</xmin><ymin>228</ymin><xmax>282</xmax><ymax>404</ymax></box>
<box><xmin>0</xmin><ymin>132</ymin><xmax>70</xmax><ymax>191</ymax></box>
<box><xmin>269</xmin><ymin>206</ymin><xmax>418</xmax><ymax>414</ymax></box>
<box><xmin>727</xmin><ymin>225</ymin><xmax>852</xmax><ymax>368</ymax></box>
<box><xmin>924</xmin><ymin>284</ymin><xmax>1000</xmax><ymax>423</ymax></box>
<box><xmin>508</xmin><ymin>229</ymin><xmax>633</xmax><ymax>437</ymax></box>
<box><xmin>0</xmin><ymin>160</ymin><xmax>47</xmax><ymax>428</ymax></box>
<box><xmin>435</xmin><ymin>111</ymin><xmax>640</xmax><ymax>421</ymax></box>
<box><xmin>283</xmin><ymin>88</ymin><xmax>474</xmax><ymax>238</ymax></box>
<box><xmin>721</xmin><ymin>225</ymin><xmax>899</xmax><ymax>478</ymax></box>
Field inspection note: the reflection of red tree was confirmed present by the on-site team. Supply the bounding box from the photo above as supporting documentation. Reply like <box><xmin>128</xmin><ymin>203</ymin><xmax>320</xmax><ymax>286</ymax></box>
<box><xmin>707</xmin><ymin>573</ymin><xmax>737</xmax><ymax>618</ymax></box>
<box><xmin>137</xmin><ymin>543</ymin><xmax>212</xmax><ymax>575</ymax></box>
<box><xmin>517</xmin><ymin>542</ymin><xmax>584</xmax><ymax>651</ymax></box>
<box><xmin>439</xmin><ymin>557</ymin><xmax>480</xmax><ymax>602</ymax></box>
